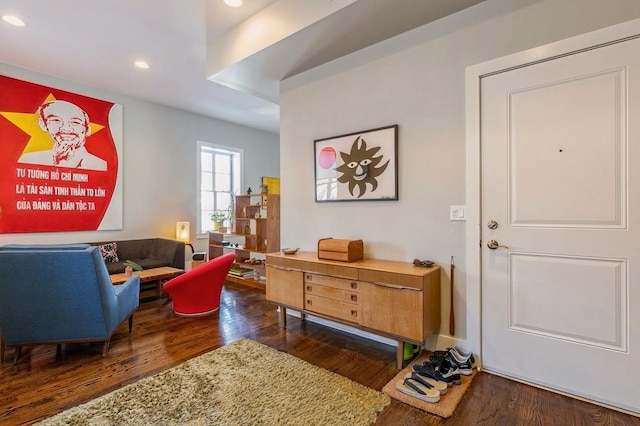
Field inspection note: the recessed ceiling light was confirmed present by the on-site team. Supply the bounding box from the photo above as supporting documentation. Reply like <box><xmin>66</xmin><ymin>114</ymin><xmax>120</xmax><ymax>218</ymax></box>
<box><xmin>134</xmin><ymin>60</ymin><xmax>150</xmax><ymax>69</ymax></box>
<box><xmin>224</xmin><ymin>0</ymin><xmax>243</xmax><ymax>7</ymax></box>
<box><xmin>2</xmin><ymin>15</ymin><xmax>26</xmax><ymax>27</ymax></box>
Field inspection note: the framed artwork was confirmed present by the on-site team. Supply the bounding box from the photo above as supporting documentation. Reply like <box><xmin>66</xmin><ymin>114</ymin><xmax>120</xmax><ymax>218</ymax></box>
<box><xmin>0</xmin><ymin>75</ymin><xmax>123</xmax><ymax>233</ymax></box>
<box><xmin>261</xmin><ymin>176</ymin><xmax>280</xmax><ymax>194</ymax></box>
<box><xmin>314</xmin><ymin>125</ymin><xmax>398</xmax><ymax>202</ymax></box>
<box><xmin>260</xmin><ymin>176</ymin><xmax>279</xmax><ymax>210</ymax></box>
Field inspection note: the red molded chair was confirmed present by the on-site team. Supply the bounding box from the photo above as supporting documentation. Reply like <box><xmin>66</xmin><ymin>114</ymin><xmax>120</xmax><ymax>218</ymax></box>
<box><xmin>163</xmin><ymin>253</ymin><xmax>236</xmax><ymax>316</ymax></box>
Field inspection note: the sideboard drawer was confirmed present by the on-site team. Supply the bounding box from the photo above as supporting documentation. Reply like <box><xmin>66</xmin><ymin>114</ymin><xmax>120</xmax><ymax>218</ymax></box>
<box><xmin>304</xmin><ymin>273</ymin><xmax>360</xmax><ymax>291</ymax></box>
<box><xmin>305</xmin><ymin>294</ymin><xmax>360</xmax><ymax>324</ymax></box>
<box><xmin>358</xmin><ymin>270</ymin><xmax>424</xmax><ymax>290</ymax></box>
<box><xmin>266</xmin><ymin>266</ymin><xmax>304</xmax><ymax>309</ymax></box>
<box><xmin>300</xmin><ymin>262</ymin><xmax>358</xmax><ymax>280</ymax></box>
<box><xmin>305</xmin><ymin>283</ymin><xmax>359</xmax><ymax>304</ymax></box>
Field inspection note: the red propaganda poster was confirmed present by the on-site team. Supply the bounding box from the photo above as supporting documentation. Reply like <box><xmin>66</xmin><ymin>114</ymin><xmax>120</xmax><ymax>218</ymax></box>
<box><xmin>0</xmin><ymin>75</ymin><xmax>123</xmax><ymax>233</ymax></box>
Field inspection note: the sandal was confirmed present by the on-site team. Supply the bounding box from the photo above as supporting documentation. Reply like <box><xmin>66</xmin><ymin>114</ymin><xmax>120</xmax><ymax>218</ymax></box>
<box><xmin>394</xmin><ymin>376</ymin><xmax>440</xmax><ymax>403</ymax></box>
<box><xmin>406</xmin><ymin>372</ymin><xmax>448</xmax><ymax>395</ymax></box>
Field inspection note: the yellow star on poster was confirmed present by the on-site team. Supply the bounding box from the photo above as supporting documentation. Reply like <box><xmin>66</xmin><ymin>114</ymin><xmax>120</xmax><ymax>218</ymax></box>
<box><xmin>0</xmin><ymin>93</ymin><xmax>104</xmax><ymax>155</ymax></box>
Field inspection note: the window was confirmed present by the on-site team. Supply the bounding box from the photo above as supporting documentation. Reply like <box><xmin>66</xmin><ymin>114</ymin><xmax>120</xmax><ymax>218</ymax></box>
<box><xmin>198</xmin><ymin>142</ymin><xmax>242</xmax><ymax>233</ymax></box>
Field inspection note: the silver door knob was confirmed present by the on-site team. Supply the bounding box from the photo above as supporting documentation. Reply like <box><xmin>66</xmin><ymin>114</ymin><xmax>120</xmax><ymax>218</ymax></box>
<box><xmin>487</xmin><ymin>240</ymin><xmax>508</xmax><ymax>250</ymax></box>
<box><xmin>487</xmin><ymin>220</ymin><xmax>498</xmax><ymax>229</ymax></box>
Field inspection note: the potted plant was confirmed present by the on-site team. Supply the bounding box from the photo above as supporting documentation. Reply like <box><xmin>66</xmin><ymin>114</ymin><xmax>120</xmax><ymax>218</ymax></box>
<box><xmin>210</xmin><ymin>210</ymin><xmax>228</xmax><ymax>231</ymax></box>
<box><xmin>123</xmin><ymin>260</ymin><xmax>143</xmax><ymax>277</ymax></box>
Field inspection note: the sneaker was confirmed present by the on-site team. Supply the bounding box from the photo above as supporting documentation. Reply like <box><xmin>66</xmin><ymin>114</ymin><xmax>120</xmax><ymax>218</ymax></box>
<box><xmin>451</xmin><ymin>346</ymin><xmax>474</xmax><ymax>360</ymax></box>
<box><xmin>448</xmin><ymin>348</ymin><xmax>476</xmax><ymax>376</ymax></box>
<box><xmin>428</xmin><ymin>347</ymin><xmax>476</xmax><ymax>376</ymax></box>
<box><xmin>412</xmin><ymin>357</ymin><xmax>461</xmax><ymax>386</ymax></box>
<box><xmin>435</xmin><ymin>357</ymin><xmax>461</xmax><ymax>384</ymax></box>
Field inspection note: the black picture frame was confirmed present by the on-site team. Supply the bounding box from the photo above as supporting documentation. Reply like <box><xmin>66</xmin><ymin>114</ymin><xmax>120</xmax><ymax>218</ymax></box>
<box><xmin>314</xmin><ymin>124</ymin><xmax>398</xmax><ymax>202</ymax></box>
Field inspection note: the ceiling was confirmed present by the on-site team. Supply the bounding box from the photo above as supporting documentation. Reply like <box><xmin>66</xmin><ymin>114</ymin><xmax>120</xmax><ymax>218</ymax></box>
<box><xmin>0</xmin><ymin>0</ymin><xmax>485</xmax><ymax>134</ymax></box>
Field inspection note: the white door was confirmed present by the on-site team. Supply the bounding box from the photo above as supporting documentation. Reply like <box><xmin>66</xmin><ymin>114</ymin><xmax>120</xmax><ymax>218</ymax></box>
<box><xmin>481</xmin><ymin>36</ymin><xmax>640</xmax><ymax>414</ymax></box>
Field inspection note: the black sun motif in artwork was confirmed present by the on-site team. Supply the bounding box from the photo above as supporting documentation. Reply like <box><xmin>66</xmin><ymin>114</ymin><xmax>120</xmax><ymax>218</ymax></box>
<box><xmin>336</xmin><ymin>136</ymin><xmax>389</xmax><ymax>198</ymax></box>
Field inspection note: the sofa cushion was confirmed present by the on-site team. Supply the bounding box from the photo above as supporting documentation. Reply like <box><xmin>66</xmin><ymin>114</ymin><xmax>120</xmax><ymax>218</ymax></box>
<box><xmin>98</xmin><ymin>242</ymin><xmax>119</xmax><ymax>263</ymax></box>
<box><xmin>135</xmin><ymin>257</ymin><xmax>172</xmax><ymax>270</ymax></box>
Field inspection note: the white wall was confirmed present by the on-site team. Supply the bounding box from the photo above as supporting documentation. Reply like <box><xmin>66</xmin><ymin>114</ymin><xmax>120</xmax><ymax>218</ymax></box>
<box><xmin>279</xmin><ymin>0</ymin><xmax>640</xmax><ymax>349</ymax></box>
<box><xmin>0</xmin><ymin>63</ymin><xmax>279</xmax><ymax>254</ymax></box>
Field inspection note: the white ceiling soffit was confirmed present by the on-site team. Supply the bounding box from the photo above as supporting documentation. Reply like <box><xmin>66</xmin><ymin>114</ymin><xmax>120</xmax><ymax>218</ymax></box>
<box><xmin>0</xmin><ymin>0</ymin><xmax>485</xmax><ymax>135</ymax></box>
<box><xmin>207</xmin><ymin>0</ymin><xmax>487</xmax><ymax>104</ymax></box>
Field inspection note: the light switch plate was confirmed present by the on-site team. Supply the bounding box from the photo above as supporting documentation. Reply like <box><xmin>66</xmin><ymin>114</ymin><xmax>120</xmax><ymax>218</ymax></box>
<box><xmin>450</xmin><ymin>205</ymin><xmax>466</xmax><ymax>221</ymax></box>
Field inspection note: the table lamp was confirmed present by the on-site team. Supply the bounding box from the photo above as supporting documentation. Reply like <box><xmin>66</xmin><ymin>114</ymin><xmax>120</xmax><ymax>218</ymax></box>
<box><xmin>176</xmin><ymin>221</ymin><xmax>194</xmax><ymax>253</ymax></box>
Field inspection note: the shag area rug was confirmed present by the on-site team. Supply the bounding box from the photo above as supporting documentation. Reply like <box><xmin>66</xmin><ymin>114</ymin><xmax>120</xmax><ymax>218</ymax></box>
<box><xmin>382</xmin><ymin>354</ymin><xmax>477</xmax><ymax>418</ymax></box>
<box><xmin>36</xmin><ymin>338</ymin><xmax>390</xmax><ymax>426</ymax></box>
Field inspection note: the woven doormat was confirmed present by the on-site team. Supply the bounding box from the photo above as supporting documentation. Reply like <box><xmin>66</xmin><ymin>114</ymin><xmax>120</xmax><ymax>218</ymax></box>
<box><xmin>382</xmin><ymin>354</ymin><xmax>477</xmax><ymax>418</ymax></box>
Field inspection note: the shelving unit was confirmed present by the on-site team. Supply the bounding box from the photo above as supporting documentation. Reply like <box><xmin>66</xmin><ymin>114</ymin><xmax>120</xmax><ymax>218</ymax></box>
<box><xmin>209</xmin><ymin>193</ymin><xmax>280</xmax><ymax>290</ymax></box>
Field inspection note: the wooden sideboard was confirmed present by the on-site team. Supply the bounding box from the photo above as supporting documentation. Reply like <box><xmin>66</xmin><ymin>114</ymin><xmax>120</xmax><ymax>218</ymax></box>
<box><xmin>265</xmin><ymin>251</ymin><xmax>441</xmax><ymax>368</ymax></box>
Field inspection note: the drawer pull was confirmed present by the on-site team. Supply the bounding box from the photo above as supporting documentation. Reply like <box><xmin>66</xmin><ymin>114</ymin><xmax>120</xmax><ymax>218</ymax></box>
<box><xmin>371</xmin><ymin>281</ymin><xmax>420</xmax><ymax>290</ymax></box>
<box><xmin>306</xmin><ymin>299</ymin><xmax>312</xmax><ymax>305</ymax></box>
<box><xmin>306</xmin><ymin>285</ymin><xmax>312</xmax><ymax>292</ymax></box>
<box><xmin>269</xmin><ymin>265</ymin><xmax>302</xmax><ymax>272</ymax></box>
<box><xmin>351</xmin><ymin>310</ymin><xmax>358</xmax><ymax>317</ymax></box>
<box><xmin>350</xmin><ymin>282</ymin><xmax>358</xmax><ymax>289</ymax></box>
<box><xmin>306</xmin><ymin>274</ymin><xmax>312</xmax><ymax>281</ymax></box>
<box><xmin>350</xmin><ymin>294</ymin><xmax>358</xmax><ymax>302</ymax></box>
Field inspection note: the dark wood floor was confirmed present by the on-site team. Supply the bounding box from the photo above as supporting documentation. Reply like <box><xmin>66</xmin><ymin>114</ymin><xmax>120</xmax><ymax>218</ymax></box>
<box><xmin>1</xmin><ymin>282</ymin><xmax>638</xmax><ymax>425</ymax></box>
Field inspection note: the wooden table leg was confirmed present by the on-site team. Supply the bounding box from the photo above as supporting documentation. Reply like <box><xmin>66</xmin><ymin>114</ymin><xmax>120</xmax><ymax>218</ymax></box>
<box><xmin>396</xmin><ymin>341</ymin><xmax>404</xmax><ymax>369</ymax></box>
<box><xmin>278</xmin><ymin>306</ymin><xmax>287</xmax><ymax>327</ymax></box>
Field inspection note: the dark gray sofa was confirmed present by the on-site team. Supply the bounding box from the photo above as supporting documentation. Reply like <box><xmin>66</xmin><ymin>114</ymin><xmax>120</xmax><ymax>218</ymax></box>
<box><xmin>89</xmin><ymin>238</ymin><xmax>185</xmax><ymax>274</ymax></box>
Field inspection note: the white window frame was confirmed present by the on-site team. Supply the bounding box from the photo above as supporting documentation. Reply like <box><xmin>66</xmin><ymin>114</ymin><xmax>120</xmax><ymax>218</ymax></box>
<box><xmin>197</xmin><ymin>141</ymin><xmax>242</xmax><ymax>235</ymax></box>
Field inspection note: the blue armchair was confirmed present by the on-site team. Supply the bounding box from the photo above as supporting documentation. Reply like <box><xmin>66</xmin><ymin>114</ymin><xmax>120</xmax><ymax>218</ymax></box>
<box><xmin>0</xmin><ymin>244</ymin><xmax>140</xmax><ymax>364</ymax></box>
